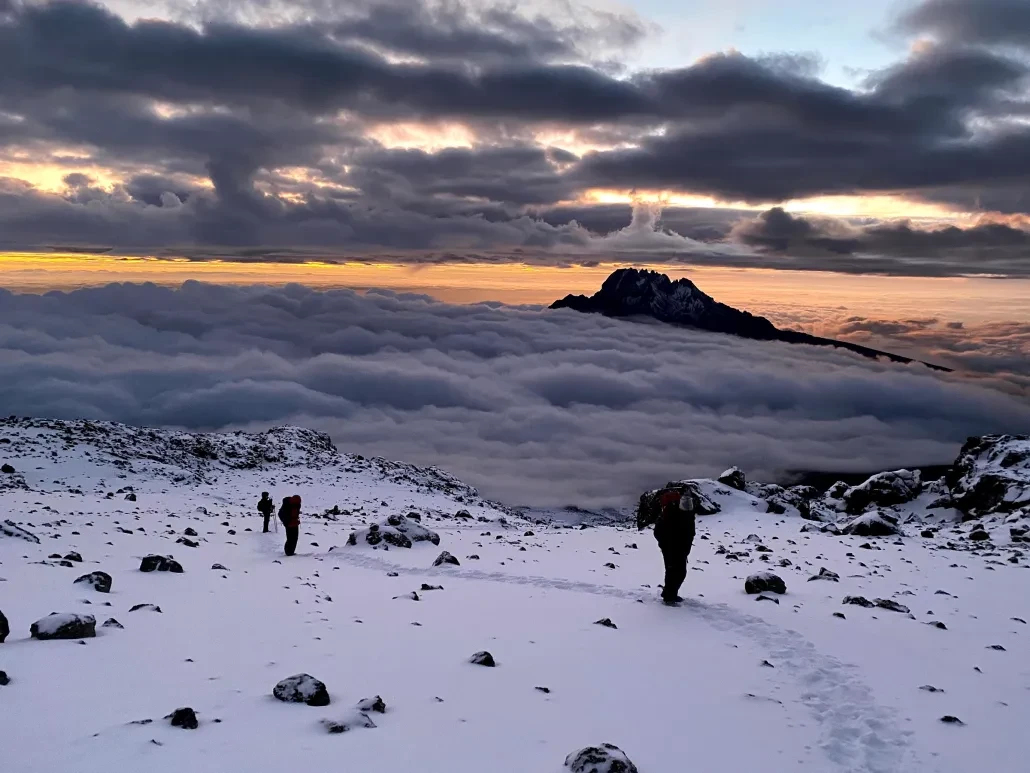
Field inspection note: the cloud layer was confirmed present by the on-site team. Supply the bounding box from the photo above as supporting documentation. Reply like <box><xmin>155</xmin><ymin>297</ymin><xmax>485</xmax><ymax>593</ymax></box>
<box><xmin>2</xmin><ymin>281</ymin><xmax>1028</xmax><ymax>507</ymax></box>
<box><xmin>0</xmin><ymin>0</ymin><xmax>1029</xmax><ymax>275</ymax></box>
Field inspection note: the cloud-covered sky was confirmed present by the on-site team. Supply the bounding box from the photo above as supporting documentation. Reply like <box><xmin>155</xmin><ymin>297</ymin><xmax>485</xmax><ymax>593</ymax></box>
<box><xmin>2</xmin><ymin>281</ymin><xmax>1028</xmax><ymax>507</ymax></box>
<box><xmin>1</xmin><ymin>0</ymin><xmax>1029</xmax><ymax>276</ymax></box>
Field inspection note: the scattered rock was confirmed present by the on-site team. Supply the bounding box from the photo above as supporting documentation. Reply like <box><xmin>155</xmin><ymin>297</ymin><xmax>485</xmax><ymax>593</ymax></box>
<box><xmin>0</xmin><ymin>463</ymin><xmax>14</xmax><ymax>473</ymax></box>
<box><xmin>920</xmin><ymin>685</ymin><xmax>944</xmax><ymax>693</ymax></box>
<box><xmin>433</xmin><ymin>551</ymin><xmax>460</xmax><ymax>567</ymax></box>
<box><xmin>832</xmin><ymin>612</ymin><xmax>846</xmax><ymax>619</ymax></box>
<box><xmin>755</xmin><ymin>594</ymin><xmax>780</xmax><ymax>604</ymax></box>
<box><xmin>928</xmin><ymin>621</ymin><xmax>948</xmax><ymax>630</ymax></box>
<box><xmin>30</xmin><ymin>612</ymin><xmax>96</xmax><ymax>640</ymax></box>
<box><xmin>808</xmin><ymin>567</ymin><xmax>840</xmax><ymax>582</ymax></box>
<box><xmin>987</xmin><ymin>644</ymin><xmax>1006</xmax><ymax>651</ymax></box>
<box><xmin>394</xmin><ymin>591</ymin><xmax>420</xmax><ymax>601</ymax></box>
<box><xmin>1</xmin><ymin>520</ymin><xmax>40</xmax><ymax>543</ymax></box>
<box><xmin>0</xmin><ymin>670</ymin><xmax>8</xmax><ymax>686</ymax></box>
<box><xmin>565</xmin><ymin>743</ymin><xmax>638</xmax><ymax>773</ymax></box>
<box><xmin>129</xmin><ymin>604</ymin><xmax>162</xmax><ymax>613</ymax></box>
<box><xmin>168</xmin><ymin>707</ymin><xmax>198</xmax><ymax>729</ymax></box>
<box><xmin>64</xmin><ymin>552</ymin><xmax>83</xmax><ymax>563</ymax></box>
<box><xmin>535</xmin><ymin>686</ymin><xmax>551</xmax><ymax>694</ymax></box>
<box><xmin>176</xmin><ymin>537</ymin><xmax>199</xmax><ymax>548</ymax></box>
<box><xmin>0</xmin><ymin>609</ymin><xmax>8</xmax><ymax>643</ymax></box>
<box><xmin>921</xmin><ymin>529</ymin><xmax>935</xmax><ymax>538</ymax></box>
<box><xmin>347</xmin><ymin>514</ymin><xmax>440</xmax><ymax>549</ymax></box>
<box><xmin>74</xmin><ymin>571</ymin><xmax>112</xmax><ymax>594</ymax></box>
<box><xmin>842</xmin><ymin>511</ymin><xmax>901</xmax><ymax>537</ymax></box>
<box><xmin>102</xmin><ymin>618</ymin><xmax>124</xmax><ymax>629</ymax></box>
<box><xmin>139</xmin><ymin>555</ymin><xmax>183</xmax><ymax>573</ymax></box>
<box><xmin>594</xmin><ymin>618</ymin><xmax>618</xmax><ymax>629</ymax></box>
<box><xmin>718</xmin><ymin>466</ymin><xmax>746</xmax><ymax>491</ymax></box>
<box><xmin>968</xmin><ymin>529</ymin><xmax>990</xmax><ymax>542</ymax></box>
<box><xmin>273</xmin><ymin>674</ymin><xmax>330</xmax><ymax>706</ymax></box>
<box><xmin>744</xmin><ymin>572</ymin><xmax>786</xmax><ymax>595</ymax></box>
<box><xmin>875</xmin><ymin>599</ymin><xmax>911</xmax><ymax>614</ymax></box>
<box><xmin>184</xmin><ymin>527</ymin><xmax>198</xmax><ymax>537</ymax></box>
<box><xmin>469</xmin><ymin>651</ymin><xmax>496</xmax><ymax>667</ymax></box>
<box><xmin>843</xmin><ymin>596</ymin><xmax>876</xmax><ymax>608</ymax></box>
<box><xmin>842</xmin><ymin>470</ymin><xmax>922</xmax><ymax>514</ymax></box>
<box><xmin>211</xmin><ymin>563</ymin><xmax>228</xmax><ymax>571</ymax></box>
<box><xmin>420</xmin><ymin>583</ymin><xmax>443</xmax><ymax>591</ymax></box>
<box><xmin>940</xmin><ymin>715</ymin><xmax>965</xmax><ymax>725</ymax></box>
<box><xmin>356</xmin><ymin>695</ymin><xmax>386</xmax><ymax>714</ymax></box>
<box><xmin>322</xmin><ymin>712</ymin><xmax>376</xmax><ymax>733</ymax></box>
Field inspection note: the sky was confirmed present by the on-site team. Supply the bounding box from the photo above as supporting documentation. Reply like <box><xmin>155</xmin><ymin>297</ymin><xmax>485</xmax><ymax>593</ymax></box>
<box><xmin>1</xmin><ymin>0</ymin><xmax>1029</xmax><ymax>505</ymax></box>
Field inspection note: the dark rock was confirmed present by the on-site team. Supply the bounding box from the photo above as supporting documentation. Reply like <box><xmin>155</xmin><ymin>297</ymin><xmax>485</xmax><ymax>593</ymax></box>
<box><xmin>987</xmin><ymin>644</ymin><xmax>1006</xmax><ymax>651</ymax></box>
<box><xmin>920</xmin><ymin>685</ymin><xmax>944</xmax><ymax>693</ymax></box>
<box><xmin>273</xmin><ymin>674</ymin><xmax>330</xmax><ymax>706</ymax></box>
<box><xmin>30</xmin><ymin>612</ymin><xmax>96</xmax><ymax>640</ymax></box>
<box><xmin>832</xmin><ymin>612</ymin><xmax>846</xmax><ymax>619</ymax></box>
<box><xmin>921</xmin><ymin>530</ymin><xmax>935</xmax><ymax>538</ymax></box>
<box><xmin>947</xmin><ymin>435</ymin><xmax>1030</xmax><ymax>516</ymax></box>
<box><xmin>755</xmin><ymin>594</ymin><xmax>780</xmax><ymax>604</ymax></box>
<box><xmin>535</xmin><ymin>686</ymin><xmax>551</xmax><ymax>694</ymax></box>
<box><xmin>744</xmin><ymin>572</ymin><xmax>786</xmax><ymax>595</ymax></box>
<box><xmin>808</xmin><ymin>567</ymin><xmax>840</xmax><ymax>582</ymax></box>
<box><xmin>74</xmin><ymin>571</ymin><xmax>112</xmax><ymax>593</ymax></box>
<box><xmin>129</xmin><ymin>604</ymin><xmax>162</xmax><ymax>613</ymax></box>
<box><xmin>139</xmin><ymin>555</ymin><xmax>183</xmax><ymax>573</ymax></box>
<box><xmin>322</xmin><ymin>713</ymin><xmax>377</xmax><ymax>733</ymax></box>
<box><xmin>1</xmin><ymin>520</ymin><xmax>40</xmax><ymax>543</ymax></box>
<box><xmin>125</xmin><ymin>492</ymin><xmax>137</xmax><ymax>501</ymax></box>
<box><xmin>102</xmin><ymin>618</ymin><xmax>124</xmax><ymax>629</ymax></box>
<box><xmin>940</xmin><ymin>715</ymin><xmax>965</xmax><ymax>725</ymax></box>
<box><xmin>393</xmin><ymin>591</ymin><xmax>419</xmax><ymax>601</ymax></box>
<box><xmin>717</xmin><ymin>466</ymin><xmax>746</xmax><ymax>491</ymax></box>
<box><xmin>433</xmin><ymin>551</ymin><xmax>460</xmax><ymax>567</ymax></box>
<box><xmin>842</xmin><ymin>512</ymin><xmax>901</xmax><ymax>537</ymax></box>
<box><xmin>928</xmin><ymin>621</ymin><xmax>948</xmax><ymax>630</ymax></box>
<box><xmin>594</xmin><ymin>618</ymin><xmax>618</xmax><ymax>629</ymax></box>
<box><xmin>64</xmin><ymin>552</ymin><xmax>83</xmax><ymax>562</ymax></box>
<box><xmin>469</xmin><ymin>651</ymin><xmax>496</xmax><ymax>667</ymax></box>
<box><xmin>176</xmin><ymin>537</ymin><xmax>199</xmax><ymax>548</ymax></box>
<box><xmin>169</xmin><ymin>707</ymin><xmax>198</xmax><ymax>729</ymax></box>
<box><xmin>0</xmin><ymin>609</ymin><xmax>8</xmax><ymax>643</ymax></box>
<box><xmin>1</xmin><ymin>463</ymin><xmax>14</xmax><ymax>473</ymax></box>
<box><xmin>184</xmin><ymin>527</ymin><xmax>198</xmax><ymax>537</ymax></box>
<box><xmin>874</xmin><ymin>599</ymin><xmax>910</xmax><ymax>614</ymax></box>
<box><xmin>356</xmin><ymin>695</ymin><xmax>386</xmax><ymax>714</ymax></box>
<box><xmin>968</xmin><ymin>529</ymin><xmax>990</xmax><ymax>541</ymax></box>
<box><xmin>842</xmin><ymin>470</ymin><xmax>922</xmax><ymax>514</ymax></box>
<box><xmin>211</xmin><ymin>564</ymin><xmax>228</xmax><ymax>571</ymax></box>
<box><xmin>347</xmin><ymin>515</ymin><xmax>441</xmax><ymax>549</ymax></box>
<box><xmin>420</xmin><ymin>584</ymin><xmax>443</xmax><ymax>591</ymax></box>
<box><xmin>565</xmin><ymin>743</ymin><xmax>638</xmax><ymax>773</ymax></box>
<box><xmin>0</xmin><ymin>670</ymin><xmax>8</xmax><ymax>685</ymax></box>
<box><xmin>843</xmin><ymin>596</ymin><xmax>875</xmax><ymax>608</ymax></box>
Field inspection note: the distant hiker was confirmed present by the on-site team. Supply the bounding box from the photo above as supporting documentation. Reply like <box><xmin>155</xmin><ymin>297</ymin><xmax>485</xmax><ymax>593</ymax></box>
<box><xmin>257</xmin><ymin>492</ymin><xmax>274</xmax><ymax>533</ymax></box>
<box><xmin>641</xmin><ymin>486</ymin><xmax>698</xmax><ymax>605</ymax></box>
<box><xmin>281</xmin><ymin>494</ymin><xmax>301</xmax><ymax>556</ymax></box>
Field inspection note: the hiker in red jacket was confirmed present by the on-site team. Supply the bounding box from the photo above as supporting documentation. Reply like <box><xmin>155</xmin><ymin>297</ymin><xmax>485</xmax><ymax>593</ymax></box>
<box><xmin>281</xmin><ymin>494</ymin><xmax>301</xmax><ymax>556</ymax></box>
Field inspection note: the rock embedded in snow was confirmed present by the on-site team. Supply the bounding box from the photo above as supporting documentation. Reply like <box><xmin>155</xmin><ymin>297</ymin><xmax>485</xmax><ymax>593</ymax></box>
<box><xmin>565</xmin><ymin>743</ymin><xmax>639</xmax><ymax>773</ymax></box>
<box><xmin>211</xmin><ymin>563</ymin><xmax>228</xmax><ymax>571</ymax></box>
<box><xmin>0</xmin><ymin>463</ymin><xmax>14</xmax><ymax>473</ymax></box>
<box><xmin>843</xmin><ymin>596</ymin><xmax>876</xmax><ymax>608</ymax></box>
<box><xmin>30</xmin><ymin>612</ymin><xmax>96</xmax><ymax>640</ymax></box>
<box><xmin>875</xmin><ymin>599</ymin><xmax>910</xmax><ymax>614</ymax></box>
<box><xmin>940</xmin><ymin>715</ymin><xmax>965</xmax><ymax>725</ymax></box>
<box><xmin>356</xmin><ymin>695</ymin><xmax>386</xmax><ymax>714</ymax></box>
<box><xmin>469</xmin><ymin>651</ymin><xmax>496</xmax><ymax>667</ymax></box>
<box><xmin>129</xmin><ymin>604</ymin><xmax>162</xmax><ymax>613</ymax></box>
<box><xmin>64</xmin><ymin>552</ymin><xmax>82</xmax><ymax>562</ymax></box>
<box><xmin>176</xmin><ymin>537</ymin><xmax>199</xmax><ymax>548</ymax></box>
<box><xmin>74</xmin><ymin>571</ymin><xmax>112</xmax><ymax>593</ymax></box>
<box><xmin>718</xmin><ymin>467</ymin><xmax>746</xmax><ymax>491</ymax></box>
<box><xmin>347</xmin><ymin>514</ymin><xmax>441</xmax><ymax>549</ymax></box>
<box><xmin>808</xmin><ymin>567</ymin><xmax>840</xmax><ymax>582</ymax></box>
<box><xmin>139</xmin><ymin>555</ymin><xmax>183</xmax><ymax>573</ymax></box>
<box><xmin>322</xmin><ymin>711</ymin><xmax>377</xmax><ymax>734</ymax></box>
<box><xmin>0</xmin><ymin>609</ymin><xmax>8</xmax><ymax>643</ymax></box>
<box><xmin>433</xmin><ymin>550</ymin><xmax>460</xmax><ymax>567</ymax></box>
<box><xmin>744</xmin><ymin>572</ymin><xmax>786</xmax><ymax>595</ymax></box>
<box><xmin>594</xmin><ymin>618</ymin><xmax>618</xmax><ymax>629</ymax></box>
<box><xmin>168</xmin><ymin>707</ymin><xmax>199</xmax><ymax>729</ymax></box>
<box><xmin>184</xmin><ymin>527</ymin><xmax>198</xmax><ymax>537</ymax></box>
<box><xmin>1</xmin><ymin>519</ymin><xmax>40</xmax><ymax>543</ymax></box>
<box><xmin>273</xmin><ymin>674</ymin><xmax>330</xmax><ymax>707</ymax></box>
<box><xmin>102</xmin><ymin>618</ymin><xmax>124</xmax><ymax>629</ymax></box>
<box><xmin>842</xmin><ymin>470</ymin><xmax>922</xmax><ymax>514</ymax></box>
<box><xmin>0</xmin><ymin>670</ymin><xmax>9</xmax><ymax>686</ymax></box>
<box><xmin>968</xmin><ymin>529</ymin><xmax>990</xmax><ymax>541</ymax></box>
<box><xmin>946</xmin><ymin>435</ymin><xmax>1030</xmax><ymax>517</ymax></box>
<box><xmin>842</xmin><ymin>511</ymin><xmax>902</xmax><ymax>537</ymax></box>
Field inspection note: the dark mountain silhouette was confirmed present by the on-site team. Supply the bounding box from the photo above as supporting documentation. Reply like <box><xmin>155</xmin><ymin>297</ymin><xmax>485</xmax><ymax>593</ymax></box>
<box><xmin>550</xmin><ymin>268</ymin><xmax>950</xmax><ymax>371</ymax></box>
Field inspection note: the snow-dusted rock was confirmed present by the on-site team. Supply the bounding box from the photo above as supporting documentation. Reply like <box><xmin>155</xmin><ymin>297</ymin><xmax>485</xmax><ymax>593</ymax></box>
<box><xmin>0</xmin><ymin>609</ymin><xmax>9</xmax><ymax>643</ymax></box>
<box><xmin>102</xmin><ymin>618</ymin><xmax>123</xmax><ymax>629</ymax></box>
<box><xmin>30</xmin><ymin>612</ymin><xmax>96</xmax><ymax>640</ymax></box>
<box><xmin>129</xmin><ymin>604</ymin><xmax>162</xmax><ymax>613</ymax></box>
<box><xmin>565</xmin><ymin>743</ymin><xmax>639</xmax><ymax>773</ymax></box>
<box><xmin>139</xmin><ymin>555</ymin><xmax>183</xmax><ymax>573</ymax></box>
<box><xmin>347</xmin><ymin>514</ymin><xmax>441</xmax><ymax>549</ymax></box>
<box><xmin>718</xmin><ymin>467</ymin><xmax>746</xmax><ymax>491</ymax></box>
<box><xmin>433</xmin><ymin>550</ymin><xmax>460</xmax><ymax>567</ymax></box>
<box><xmin>356</xmin><ymin>695</ymin><xmax>386</xmax><ymax>714</ymax></box>
<box><xmin>744</xmin><ymin>572</ymin><xmax>787</xmax><ymax>595</ymax></box>
<box><xmin>842</xmin><ymin>470</ymin><xmax>922</xmax><ymax>514</ymax></box>
<box><xmin>322</xmin><ymin>711</ymin><xmax>376</xmax><ymax>733</ymax></box>
<box><xmin>842</xmin><ymin>511</ymin><xmax>901</xmax><ymax>537</ymax></box>
<box><xmin>946</xmin><ymin>435</ymin><xmax>1030</xmax><ymax>517</ymax></box>
<box><xmin>808</xmin><ymin>568</ymin><xmax>840</xmax><ymax>582</ymax></box>
<box><xmin>168</xmin><ymin>707</ymin><xmax>198</xmax><ymax>729</ymax></box>
<box><xmin>1</xmin><ymin>520</ymin><xmax>39</xmax><ymax>544</ymax></box>
<box><xmin>74</xmin><ymin>571</ymin><xmax>112</xmax><ymax>593</ymax></box>
<box><xmin>469</xmin><ymin>651</ymin><xmax>496</xmax><ymax>667</ymax></box>
<box><xmin>273</xmin><ymin>674</ymin><xmax>330</xmax><ymax>706</ymax></box>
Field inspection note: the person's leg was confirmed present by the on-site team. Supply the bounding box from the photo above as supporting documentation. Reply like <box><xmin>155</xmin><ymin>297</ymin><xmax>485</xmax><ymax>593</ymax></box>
<box><xmin>263</xmin><ymin>513</ymin><xmax>270</xmax><ymax>533</ymax></box>
<box><xmin>285</xmin><ymin>526</ymin><xmax>298</xmax><ymax>556</ymax></box>
<box><xmin>662</xmin><ymin>542</ymin><xmax>687</xmax><ymax>601</ymax></box>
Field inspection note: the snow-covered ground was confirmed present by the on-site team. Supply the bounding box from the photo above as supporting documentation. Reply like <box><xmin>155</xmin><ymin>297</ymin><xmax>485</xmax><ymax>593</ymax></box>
<box><xmin>1</xmin><ymin>419</ymin><xmax>1027</xmax><ymax>773</ymax></box>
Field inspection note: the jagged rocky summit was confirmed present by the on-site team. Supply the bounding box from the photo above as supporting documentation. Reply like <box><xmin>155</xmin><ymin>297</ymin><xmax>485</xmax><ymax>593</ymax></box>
<box><xmin>551</xmin><ymin>268</ymin><xmax>949</xmax><ymax>370</ymax></box>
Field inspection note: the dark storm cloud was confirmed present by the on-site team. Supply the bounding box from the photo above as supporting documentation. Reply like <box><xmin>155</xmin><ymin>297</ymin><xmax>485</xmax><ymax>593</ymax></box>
<box><xmin>2</xmin><ymin>281</ymin><xmax>1029</xmax><ymax>506</ymax></box>
<box><xmin>0</xmin><ymin>0</ymin><xmax>1028</xmax><ymax>274</ymax></box>
<box><xmin>898</xmin><ymin>0</ymin><xmax>1030</xmax><ymax>47</ymax></box>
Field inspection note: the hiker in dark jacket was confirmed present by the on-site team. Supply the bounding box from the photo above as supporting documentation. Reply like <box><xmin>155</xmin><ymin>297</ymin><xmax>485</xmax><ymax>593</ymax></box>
<box><xmin>645</xmin><ymin>487</ymin><xmax>698</xmax><ymax>605</ymax></box>
<box><xmin>281</xmin><ymin>494</ymin><xmax>301</xmax><ymax>556</ymax></box>
<box><xmin>257</xmin><ymin>492</ymin><xmax>274</xmax><ymax>533</ymax></box>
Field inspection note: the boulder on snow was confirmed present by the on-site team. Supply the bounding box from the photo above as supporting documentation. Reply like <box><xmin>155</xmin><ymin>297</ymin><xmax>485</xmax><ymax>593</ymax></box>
<box><xmin>1</xmin><ymin>519</ymin><xmax>40</xmax><ymax>544</ymax></box>
<box><xmin>565</xmin><ymin>743</ymin><xmax>639</xmax><ymax>773</ymax></box>
<box><xmin>718</xmin><ymin>467</ymin><xmax>746</xmax><ymax>491</ymax></box>
<box><xmin>30</xmin><ymin>612</ymin><xmax>96</xmax><ymax>640</ymax></box>
<box><xmin>469</xmin><ymin>651</ymin><xmax>496</xmax><ymax>667</ymax></box>
<box><xmin>0</xmin><ymin>670</ymin><xmax>9</xmax><ymax>686</ymax></box>
<box><xmin>347</xmin><ymin>514</ymin><xmax>441</xmax><ymax>549</ymax></box>
<box><xmin>842</xmin><ymin>470</ymin><xmax>922</xmax><ymax>514</ymax></box>
<box><xmin>842</xmin><ymin>511</ymin><xmax>901</xmax><ymax>537</ymax></box>
<box><xmin>74</xmin><ymin>571</ymin><xmax>112</xmax><ymax>593</ymax></box>
<box><xmin>168</xmin><ymin>707</ymin><xmax>198</xmax><ymax>729</ymax></box>
<box><xmin>433</xmin><ymin>550</ymin><xmax>460</xmax><ymax>567</ymax></box>
<box><xmin>0</xmin><ymin>463</ymin><xmax>14</xmax><ymax>474</ymax></box>
<box><xmin>0</xmin><ymin>609</ymin><xmax>9</xmax><ymax>643</ymax></box>
<box><xmin>139</xmin><ymin>555</ymin><xmax>183</xmax><ymax>573</ymax></box>
<box><xmin>808</xmin><ymin>567</ymin><xmax>840</xmax><ymax>582</ymax></box>
<box><xmin>102</xmin><ymin>618</ymin><xmax>124</xmax><ymax>629</ymax></box>
<box><xmin>64</xmin><ymin>552</ymin><xmax>82</xmax><ymax>562</ymax></box>
<box><xmin>744</xmin><ymin>572</ymin><xmax>787</xmax><ymax>595</ymax></box>
<box><xmin>946</xmin><ymin>435</ymin><xmax>1030</xmax><ymax>517</ymax></box>
<box><xmin>356</xmin><ymin>695</ymin><xmax>386</xmax><ymax>714</ymax></box>
<box><xmin>273</xmin><ymin>674</ymin><xmax>330</xmax><ymax>706</ymax></box>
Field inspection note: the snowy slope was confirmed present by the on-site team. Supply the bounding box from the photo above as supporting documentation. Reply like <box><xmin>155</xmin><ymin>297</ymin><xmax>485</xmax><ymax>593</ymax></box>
<box><xmin>1</xmin><ymin>420</ymin><xmax>1028</xmax><ymax>773</ymax></box>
